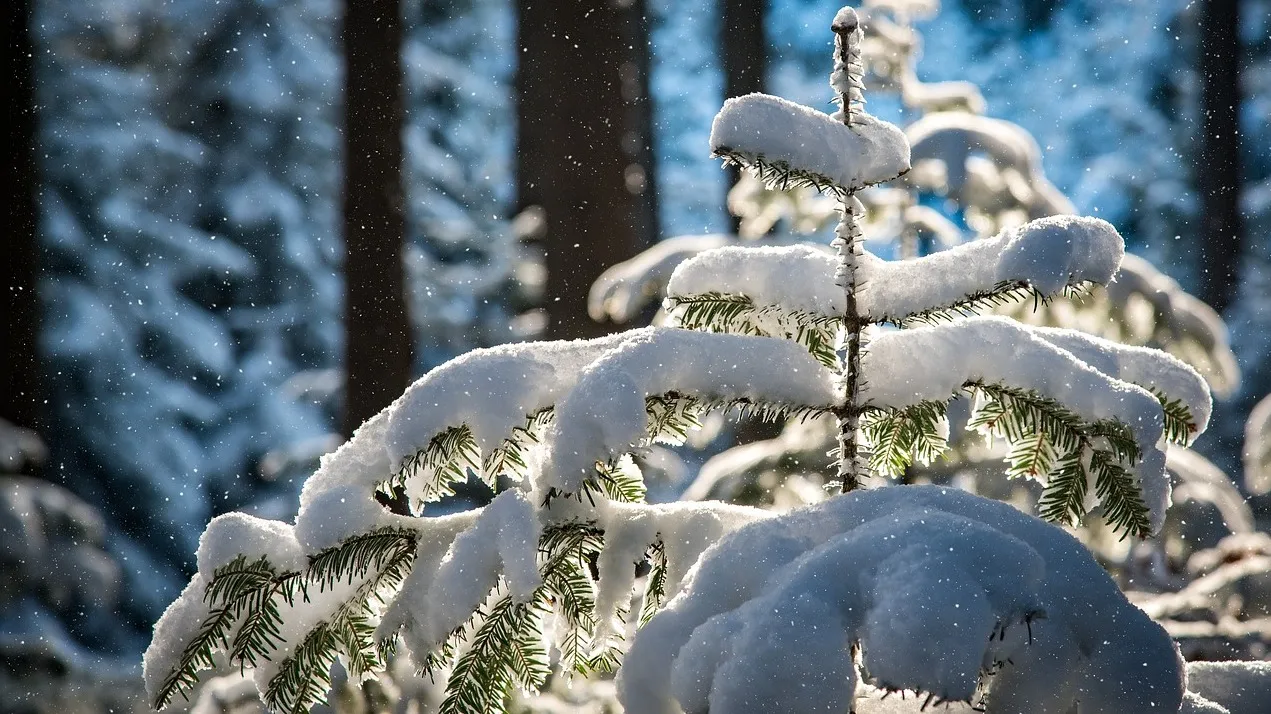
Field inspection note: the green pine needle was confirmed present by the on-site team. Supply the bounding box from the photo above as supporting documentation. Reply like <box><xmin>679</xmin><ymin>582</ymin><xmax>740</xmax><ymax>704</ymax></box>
<box><xmin>154</xmin><ymin>556</ymin><xmax>291</xmax><ymax>709</ymax></box>
<box><xmin>639</xmin><ymin>540</ymin><xmax>668</xmax><ymax>627</ymax></box>
<box><xmin>666</xmin><ymin>291</ymin><xmax>840</xmax><ymax>369</ymax></box>
<box><xmin>886</xmin><ymin>281</ymin><xmax>1093</xmax><ymax>328</ymax></box>
<box><xmin>713</xmin><ymin>147</ymin><xmax>852</xmax><ymax>197</ymax></box>
<box><xmin>966</xmin><ymin>381</ymin><xmax>1152</xmax><ymax>537</ymax></box>
<box><xmin>861</xmin><ymin>401</ymin><xmax>950</xmax><ymax>479</ymax></box>
<box><xmin>1037</xmin><ymin>453</ymin><xmax>1087</xmax><ymax>526</ymax></box>
<box><xmin>1152</xmin><ymin>390</ymin><xmax>1198</xmax><ymax>445</ymax></box>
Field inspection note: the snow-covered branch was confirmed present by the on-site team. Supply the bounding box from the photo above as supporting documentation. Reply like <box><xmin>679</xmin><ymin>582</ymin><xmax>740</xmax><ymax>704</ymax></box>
<box><xmin>618</xmin><ymin>486</ymin><xmax>1184</xmax><ymax>714</ymax></box>
<box><xmin>710</xmin><ymin>93</ymin><xmax>910</xmax><ymax>194</ymax></box>
<box><xmin>541</xmin><ymin>328</ymin><xmax>839</xmax><ymax>495</ymax></box>
<box><xmin>665</xmin><ymin>215</ymin><xmax>1124</xmax><ymax>329</ymax></box>
<box><xmin>862</xmin><ymin>316</ymin><xmax>1210</xmax><ymax>533</ymax></box>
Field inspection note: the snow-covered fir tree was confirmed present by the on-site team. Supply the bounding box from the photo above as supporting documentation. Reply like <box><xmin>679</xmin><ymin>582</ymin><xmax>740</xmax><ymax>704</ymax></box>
<box><xmin>595</xmin><ymin>0</ymin><xmax>1240</xmax><ymax>528</ymax></box>
<box><xmin>143</xmin><ymin>6</ymin><xmax>1221</xmax><ymax>714</ymax></box>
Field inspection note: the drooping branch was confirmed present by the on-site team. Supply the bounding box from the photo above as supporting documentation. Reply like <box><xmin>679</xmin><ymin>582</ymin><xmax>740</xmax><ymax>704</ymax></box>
<box><xmin>541</xmin><ymin>328</ymin><xmax>839</xmax><ymax>496</ymax></box>
<box><xmin>664</xmin><ymin>215</ymin><xmax>1125</xmax><ymax>331</ymax></box>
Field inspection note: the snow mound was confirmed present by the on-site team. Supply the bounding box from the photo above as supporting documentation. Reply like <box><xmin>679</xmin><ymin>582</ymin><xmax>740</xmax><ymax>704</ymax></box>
<box><xmin>710</xmin><ymin>93</ymin><xmax>910</xmax><ymax>191</ymax></box>
<box><xmin>617</xmin><ymin>485</ymin><xmax>1184</xmax><ymax>714</ymax></box>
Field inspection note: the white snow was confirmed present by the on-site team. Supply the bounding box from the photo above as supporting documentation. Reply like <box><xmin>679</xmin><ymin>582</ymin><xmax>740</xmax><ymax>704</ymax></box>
<box><xmin>710</xmin><ymin>93</ymin><xmax>910</xmax><ymax>191</ymax></box>
<box><xmin>1181</xmin><ymin>691</ymin><xmax>1231</xmax><ymax>714</ymax></box>
<box><xmin>289</xmin><ymin>332</ymin><xmax>663</xmax><ymax>552</ymax></box>
<box><xmin>418</xmin><ymin>490</ymin><xmax>541</xmax><ymax>645</ymax></box>
<box><xmin>592</xmin><ymin>510</ymin><xmax>660</xmax><ymax>644</ymax></box>
<box><xmin>861</xmin><ymin>215</ymin><xmax>1123</xmax><ymax>321</ymax></box>
<box><xmin>384</xmin><ymin>331</ymin><xmax>648</xmax><ymax>470</ymax></box>
<box><xmin>1167</xmin><ymin>448</ymin><xmax>1255</xmax><ymax>535</ymax></box>
<box><xmin>861</xmin><ymin>316</ymin><xmax>1171</xmax><ymax>529</ymax></box>
<box><xmin>617</xmin><ymin>485</ymin><xmax>1183</xmax><ymax>714</ymax></box>
<box><xmin>1029</xmin><ymin>324</ymin><xmax>1212</xmax><ymax>439</ymax></box>
<box><xmin>375</xmin><ymin>509</ymin><xmax>481</xmax><ymax>658</ymax></box>
<box><xmin>1243</xmin><ymin>393</ymin><xmax>1271</xmax><ymax>495</ymax></box>
<box><xmin>663</xmin><ymin>216</ymin><xmax>1123</xmax><ymax>325</ymax></box>
<box><xmin>665</xmin><ymin>244</ymin><xmax>841</xmax><ymax>316</ymax></box>
<box><xmin>992</xmin><ymin>216</ymin><xmax>1123</xmax><ymax>294</ymax></box>
<box><xmin>904</xmin><ymin>112</ymin><xmax>1071</xmax><ymax>219</ymax></box>
<box><xmin>1185</xmin><ymin>660</ymin><xmax>1271</xmax><ymax>714</ymax></box>
<box><xmin>591</xmin><ymin>499</ymin><xmax>769</xmax><ymax>646</ymax></box>
<box><xmin>143</xmin><ymin>574</ymin><xmax>212</xmax><ymax>705</ymax></box>
<box><xmin>540</xmin><ymin>327</ymin><xmax>839</xmax><ymax>494</ymax></box>
<box><xmin>829</xmin><ymin>8</ymin><xmax>864</xmax><ymax>112</ymax></box>
<box><xmin>589</xmin><ymin>234</ymin><xmax>736</xmax><ymax>323</ymax></box>
<box><xmin>1109</xmin><ymin>254</ymin><xmax>1239</xmax><ymax>396</ymax></box>
<box><xmin>195</xmin><ymin>512</ymin><xmax>306</xmax><ymax>575</ymax></box>
<box><xmin>293</xmin><ymin>411</ymin><xmax>404</xmax><ymax>552</ymax></box>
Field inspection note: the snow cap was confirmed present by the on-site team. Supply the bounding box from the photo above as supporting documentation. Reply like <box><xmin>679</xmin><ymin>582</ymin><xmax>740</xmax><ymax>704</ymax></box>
<box><xmin>831</xmin><ymin>6</ymin><xmax>860</xmax><ymax>32</ymax></box>
<box><xmin>710</xmin><ymin>93</ymin><xmax>910</xmax><ymax>191</ymax></box>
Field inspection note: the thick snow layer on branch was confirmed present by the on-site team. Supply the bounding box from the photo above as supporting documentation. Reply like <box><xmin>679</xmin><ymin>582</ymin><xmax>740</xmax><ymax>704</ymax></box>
<box><xmin>143</xmin><ymin>574</ymin><xmax>212</xmax><ymax>702</ymax></box>
<box><xmin>196</xmin><ymin>512</ymin><xmax>306</xmax><ymax>575</ymax></box>
<box><xmin>617</xmin><ymin>485</ymin><xmax>1183</xmax><ymax>714</ymax></box>
<box><xmin>863</xmin><ymin>317</ymin><xmax>1163</xmax><ymax>444</ymax></box>
<box><xmin>290</xmin><ymin>332</ymin><xmax>652</xmax><ymax>551</ymax></box>
<box><xmin>1167</xmin><ymin>448</ymin><xmax>1255</xmax><ymax>536</ymax></box>
<box><xmin>593</xmin><ymin>500</ymin><xmax>770</xmax><ymax>643</ymax></box>
<box><xmin>905</xmin><ymin>112</ymin><xmax>1037</xmax><ymax>185</ymax></box>
<box><xmin>862</xmin><ymin>316</ymin><xmax>1170</xmax><ymax>528</ymax></box>
<box><xmin>1029</xmin><ymin>325</ymin><xmax>1212</xmax><ymax>438</ymax></box>
<box><xmin>590</xmin><ymin>234</ymin><xmax>736</xmax><ymax>323</ymax></box>
<box><xmin>375</xmin><ymin>510</ymin><xmax>479</xmax><ymax>657</ymax></box>
<box><xmin>541</xmin><ymin>328</ymin><xmax>839</xmax><ymax>494</ymax></box>
<box><xmin>1109</xmin><ymin>254</ymin><xmax>1239</xmax><ymax>396</ymax></box>
<box><xmin>664</xmin><ymin>216</ymin><xmax>1122</xmax><ymax>325</ymax></box>
<box><xmin>862</xmin><ymin>215</ymin><xmax>1123</xmax><ymax>320</ymax></box>
<box><xmin>666</xmin><ymin>244</ymin><xmax>841</xmax><ymax>316</ymax></box>
<box><xmin>1185</xmin><ymin>660</ymin><xmax>1271</xmax><ymax>714</ymax></box>
<box><xmin>710</xmin><ymin>93</ymin><xmax>910</xmax><ymax>191</ymax></box>
<box><xmin>385</xmin><ymin>331</ymin><xmax>647</xmax><ymax>465</ymax></box>
<box><xmin>290</xmin><ymin>412</ymin><xmax>417</xmax><ymax>552</ymax></box>
<box><xmin>414</xmin><ymin>490</ymin><xmax>540</xmax><ymax>646</ymax></box>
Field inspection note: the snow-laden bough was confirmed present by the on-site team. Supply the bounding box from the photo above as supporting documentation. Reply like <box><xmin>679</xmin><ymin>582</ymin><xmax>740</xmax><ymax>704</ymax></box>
<box><xmin>617</xmin><ymin>485</ymin><xmax>1185</xmax><ymax>714</ymax></box>
<box><xmin>666</xmin><ymin>214</ymin><xmax>1124</xmax><ymax>327</ymax></box>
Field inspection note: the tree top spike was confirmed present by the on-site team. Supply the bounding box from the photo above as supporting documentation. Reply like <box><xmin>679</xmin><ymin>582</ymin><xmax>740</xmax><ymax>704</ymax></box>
<box><xmin>832</xmin><ymin>6</ymin><xmax>860</xmax><ymax>34</ymax></box>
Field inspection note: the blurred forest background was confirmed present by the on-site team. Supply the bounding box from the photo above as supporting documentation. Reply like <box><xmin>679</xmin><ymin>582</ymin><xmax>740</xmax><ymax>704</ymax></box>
<box><xmin>2</xmin><ymin>0</ymin><xmax>1269</xmax><ymax>710</ymax></box>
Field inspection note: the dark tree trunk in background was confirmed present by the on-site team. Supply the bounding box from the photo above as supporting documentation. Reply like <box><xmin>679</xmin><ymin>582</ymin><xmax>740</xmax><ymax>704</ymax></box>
<box><xmin>341</xmin><ymin>0</ymin><xmax>413</xmax><ymax>437</ymax></box>
<box><xmin>517</xmin><ymin>0</ymin><xmax>658</xmax><ymax>339</ymax></box>
<box><xmin>3</xmin><ymin>0</ymin><xmax>42</xmax><ymax>433</ymax></box>
<box><xmin>1197</xmin><ymin>0</ymin><xmax>1244</xmax><ymax>314</ymax></box>
<box><xmin>721</xmin><ymin>0</ymin><xmax>767</xmax><ymax>232</ymax></box>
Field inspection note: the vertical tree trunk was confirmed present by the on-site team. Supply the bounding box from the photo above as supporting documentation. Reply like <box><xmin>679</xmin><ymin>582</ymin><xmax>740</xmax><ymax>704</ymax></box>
<box><xmin>341</xmin><ymin>0</ymin><xmax>413</xmax><ymax>437</ymax></box>
<box><xmin>1197</xmin><ymin>0</ymin><xmax>1244</xmax><ymax>314</ymax></box>
<box><xmin>516</xmin><ymin>0</ymin><xmax>658</xmax><ymax>340</ymax></box>
<box><xmin>832</xmin><ymin>10</ymin><xmax>866</xmax><ymax>492</ymax></box>
<box><xmin>721</xmin><ymin>0</ymin><xmax>767</xmax><ymax>233</ymax></box>
<box><xmin>3</xmin><ymin>0</ymin><xmax>42</xmax><ymax>434</ymax></box>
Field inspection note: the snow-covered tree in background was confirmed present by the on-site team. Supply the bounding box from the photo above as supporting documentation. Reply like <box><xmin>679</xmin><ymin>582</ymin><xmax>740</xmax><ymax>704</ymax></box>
<box><xmin>28</xmin><ymin>0</ymin><xmax>534</xmax><ymax>656</ymax></box>
<box><xmin>36</xmin><ymin>0</ymin><xmax>343</xmax><ymax>631</ymax></box>
<box><xmin>145</xmin><ymin>8</ymin><xmax>1215</xmax><ymax>713</ymax></box>
<box><xmin>403</xmin><ymin>0</ymin><xmax>543</xmax><ymax>366</ymax></box>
